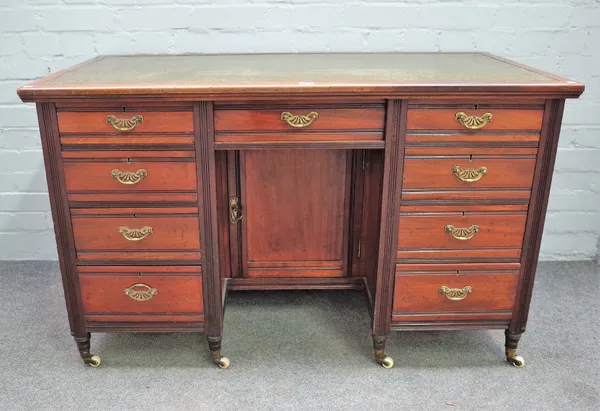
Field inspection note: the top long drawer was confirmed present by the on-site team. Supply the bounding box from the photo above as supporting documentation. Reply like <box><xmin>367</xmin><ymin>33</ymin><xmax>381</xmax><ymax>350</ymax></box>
<box><xmin>214</xmin><ymin>106</ymin><xmax>385</xmax><ymax>132</ymax></box>
<box><xmin>407</xmin><ymin>107</ymin><xmax>543</xmax><ymax>131</ymax></box>
<box><xmin>57</xmin><ymin>111</ymin><xmax>194</xmax><ymax>134</ymax></box>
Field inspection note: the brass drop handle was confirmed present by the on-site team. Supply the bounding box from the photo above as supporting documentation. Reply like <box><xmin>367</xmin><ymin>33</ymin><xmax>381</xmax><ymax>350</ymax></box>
<box><xmin>106</xmin><ymin>114</ymin><xmax>143</xmax><ymax>131</ymax></box>
<box><xmin>111</xmin><ymin>169</ymin><xmax>147</xmax><ymax>185</ymax></box>
<box><xmin>229</xmin><ymin>197</ymin><xmax>243</xmax><ymax>224</ymax></box>
<box><xmin>455</xmin><ymin>112</ymin><xmax>492</xmax><ymax>129</ymax></box>
<box><xmin>439</xmin><ymin>285</ymin><xmax>472</xmax><ymax>301</ymax></box>
<box><xmin>445</xmin><ymin>224</ymin><xmax>479</xmax><ymax>240</ymax></box>
<box><xmin>124</xmin><ymin>283</ymin><xmax>157</xmax><ymax>302</ymax></box>
<box><xmin>452</xmin><ymin>166</ymin><xmax>487</xmax><ymax>182</ymax></box>
<box><xmin>281</xmin><ymin>111</ymin><xmax>319</xmax><ymax>128</ymax></box>
<box><xmin>119</xmin><ymin>226</ymin><xmax>153</xmax><ymax>241</ymax></box>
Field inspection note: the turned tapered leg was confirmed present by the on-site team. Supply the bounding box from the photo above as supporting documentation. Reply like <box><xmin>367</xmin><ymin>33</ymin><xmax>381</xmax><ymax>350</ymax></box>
<box><xmin>207</xmin><ymin>335</ymin><xmax>230</xmax><ymax>369</ymax></box>
<box><xmin>74</xmin><ymin>333</ymin><xmax>101</xmax><ymax>367</ymax></box>
<box><xmin>505</xmin><ymin>330</ymin><xmax>525</xmax><ymax>368</ymax></box>
<box><xmin>373</xmin><ymin>334</ymin><xmax>394</xmax><ymax>368</ymax></box>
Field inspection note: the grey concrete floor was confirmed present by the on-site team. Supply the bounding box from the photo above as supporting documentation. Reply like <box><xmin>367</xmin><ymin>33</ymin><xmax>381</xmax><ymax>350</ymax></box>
<box><xmin>0</xmin><ymin>261</ymin><xmax>598</xmax><ymax>410</ymax></box>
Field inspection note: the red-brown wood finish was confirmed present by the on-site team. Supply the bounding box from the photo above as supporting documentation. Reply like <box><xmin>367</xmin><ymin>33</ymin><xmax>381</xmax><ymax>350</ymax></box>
<box><xmin>404</xmin><ymin>146</ymin><xmax>538</xmax><ymax>156</ymax></box>
<box><xmin>393</xmin><ymin>270</ymin><xmax>518</xmax><ymax>314</ymax></box>
<box><xmin>17</xmin><ymin>53</ymin><xmax>583</xmax><ymax>367</ymax></box>
<box><xmin>511</xmin><ymin>99</ymin><xmax>566</xmax><ymax>335</ymax></box>
<box><xmin>396</xmin><ymin>249</ymin><xmax>523</xmax><ymax>262</ymax></box>
<box><xmin>194</xmin><ymin>102</ymin><xmax>225</xmax><ymax>353</ymax></box>
<box><xmin>400</xmin><ymin>190</ymin><xmax>533</xmax><ymax>202</ymax></box>
<box><xmin>68</xmin><ymin>192</ymin><xmax>198</xmax><ymax>204</ymax></box>
<box><xmin>373</xmin><ymin>99</ymin><xmax>407</xmax><ymax>340</ymax></box>
<box><xmin>70</xmin><ymin>207</ymin><xmax>199</xmax><ymax>216</ymax></box>
<box><xmin>214</xmin><ymin>107</ymin><xmax>385</xmax><ymax>132</ymax></box>
<box><xmin>406</xmin><ymin>108</ymin><xmax>543</xmax><ymax>131</ymax></box>
<box><xmin>72</xmin><ymin>214</ymin><xmax>200</xmax><ymax>250</ymax></box>
<box><xmin>403</xmin><ymin>157</ymin><xmax>536</xmax><ymax>191</ymax></box>
<box><xmin>80</xmin><ymin>274</ymin><xmax>203</xmax><ymax>318</ymax></box>
<box><xmin>62</xmin><ymin>150</ymin><xmax>195</xmax><ymax>159</ymax></box>
<box><xmin>57</xmin><ymin>111</ymin><xmax>193</xmax><ymax>134</ymax></box>
<box><xmin>60</xmin><ymin>135</ymin><xmax>195</xmax><ymax>147</ymax></box>
<box><xmin>399</xmin><ymin>204</ymin><xmax>528</xmax><ymax>213</ymax></box>
<box><xmin>405</xmin><ymin>133</ymin><xmax>540</xmax><ymax>145</ymax></box>
<box><xmin>36</xmin><ymin>103</ymin><xmax>87</xmax><ymax>338</ymax></box>
<box><xmin>397</xmin><ymin>212</ymin><xmax>527</xmax><ymax>251</ymax></box>
<box><xmin>216</xmin><ymin>132</ymin><xmax>383</xmax><ymax>143</ymax></box>
<box><xmin>239</xmin><ymin>149</ymin><xmax>350</xmax><ymax>278</ymax></box>
<box><xmin>64</xmin><ymin>159</ymin><xmax>197</xmax><ymax>193</ymax></box>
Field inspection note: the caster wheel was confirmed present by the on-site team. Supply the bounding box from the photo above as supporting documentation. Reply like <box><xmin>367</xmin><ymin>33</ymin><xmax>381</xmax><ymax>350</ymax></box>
<box><xmin>85</xmin><ymin>355</ymin><xmax>101</xmax><ymax>367</ymax></box>
<box><xmin>216</xmin><ymin>357</ymin><xmax>230</xmax><ymax>369</ymax></box>
<box><xmin>377</xmin><ymin>356</ymin><xmax>394</xmax><ymax>369</ymax></box>
<box><xmin>507</xmin><ymin>355</ymin><xmax>524</xmax><ymax>368</ymax></box>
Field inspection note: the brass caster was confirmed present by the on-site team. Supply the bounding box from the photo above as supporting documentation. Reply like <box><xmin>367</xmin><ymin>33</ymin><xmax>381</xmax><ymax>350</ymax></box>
<box><xmin>377</xmin><ymin>356</ymin><xmax>394</xmax><ymax>369</ymax></box>
<box><xmin>84</xmin><ymin>355</ymin><xmax>101</xmax><ymax>367</ymax></box>
<box><xmin>507</xmin><ymin>355</ymin><xmax>524</xmax><ymax>368</ymax></box>
<box><xmin>215</xmin><ymin>356</ymin><xmax>230</xmax><ymax>369</ymax></box>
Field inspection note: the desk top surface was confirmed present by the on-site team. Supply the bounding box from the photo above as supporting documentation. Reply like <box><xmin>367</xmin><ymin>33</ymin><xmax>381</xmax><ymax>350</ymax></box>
<box><xmin>18</xmin><ymin>53</ymin><xmax>584</xmax><ymax>100</ymax></box>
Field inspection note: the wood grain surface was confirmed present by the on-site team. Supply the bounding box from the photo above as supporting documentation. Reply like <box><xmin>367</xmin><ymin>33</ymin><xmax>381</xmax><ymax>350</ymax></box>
<box><xmin>241</xmin><ymin>149</ymin><xmax>349</xmax><ymax>278</ymax></box>
<box><xmin>64</xmin><ymin>160</ymin><xmax>197</xmax><ymax>192</ymax></box>
<box><xmin>407</xmin><ymin>108</ymin><xmax>543</xmax><ymax>131</ymax></box>
<box><xmin>397</xmin><ymin>212</ymin><xmax>527</xmax><ymax>250</ymax></box>
<box><xmin>58</xmin><ymin>111</ymin><xmax>193</xmax><ymax>134</ymax></box>
<box><xmin>72</xmin><ymin>214</ymin><xmax>200</xmax><ymax>251</ymax></box>
<box><xmin>393</xmin><ymin>270</ymin><xmax>518</xmax><ymax>314</ymax></box>
<box><xmin>214</xmin><ymin>107</ymin><xmax>384</xmax><ymax>132</ymax></box>
<box><xmin>402</xmin><ymin>157</ymin><xmax>536</xmax><ymax>191</ymax></box>
<box><xmin>80</xmin><ymin>274</ymin><xmax>203</xmax><ymax>316</ymax></box>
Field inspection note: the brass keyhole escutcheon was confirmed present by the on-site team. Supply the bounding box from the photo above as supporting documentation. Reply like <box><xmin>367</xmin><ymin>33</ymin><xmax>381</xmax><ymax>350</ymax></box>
<box><xmin>229</xmin><ymin>197</ymin><xmax>243</xmax><ymax>224</ymax></box>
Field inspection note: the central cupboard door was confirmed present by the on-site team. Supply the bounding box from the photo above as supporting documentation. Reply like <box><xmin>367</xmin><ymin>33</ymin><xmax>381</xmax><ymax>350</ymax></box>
<box><xmin>239</xmin><ymin>150</ymin><xmax>351</xmax><ymax>278</ymax></box>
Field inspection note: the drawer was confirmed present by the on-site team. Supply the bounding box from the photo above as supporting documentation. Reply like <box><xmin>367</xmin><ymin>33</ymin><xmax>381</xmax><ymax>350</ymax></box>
<box><xmin>71</xmin><ymin>208</ymin><xmax>201</xmax><ymax>262</ymax></box>
<box><xmin>63</xmin><ymin>151</ymin><xmax>197</xmax><ymax>203</ymax></box>
<box><xmin>392</xmin><ymin>264</ymin><xmax>518</xmax><ymax>322</ymax></box>
<box><xmin>214</xmin><ymin>106</ymin><xmax>385</xmax><ymax>132</ymax></box>
<box><xmin>407</xmin><ymin>108</ymin><xmax>543</xmax><ymax>131</ymax></box>
<box><xmin>79</xmin><ymin>266</ymin><xmax>203</xmax><ymax>323</ymax></box>
<box><xmin>57</xmin><ymin>111</ymin><xmax>194</xmax><ymax>134</ymax></box>
<box><xmin>402</xmin><ymin>156</ymin><xmax>536</xmax><ymax>192</ymax></box>
<box><xmin>397</xmin><ymin>211</ymin><xmax>527</xmax><ymax>261</ymax></box>
<box><xmin>64</xmin><ymin>160</ymin><xmax>196</xmax><ymax>192</ymax></box>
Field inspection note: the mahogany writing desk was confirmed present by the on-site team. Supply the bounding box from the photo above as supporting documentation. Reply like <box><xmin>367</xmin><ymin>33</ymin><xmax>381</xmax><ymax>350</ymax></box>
<box><xmin>17</xmin><ymin>53</ymin><xmax>584</xmax><ymax>368</ymax></box>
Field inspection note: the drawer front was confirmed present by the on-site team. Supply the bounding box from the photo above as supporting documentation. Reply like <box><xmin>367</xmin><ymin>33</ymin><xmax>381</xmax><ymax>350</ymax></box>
<box><xmin>72</xmin><ymin>211</ymin><xmax>201</xmax><ymax>262</ymax></box>
<box><xmin>214</xmin><ymin>107</ymin><xmax>385</xmax><ymax>132</ymax></box>
<box><xmin>405</xmin><ymin>133</ymin><xmax>540</xmax><ymax>146</ymax></box>
<box><xmin>392</xmin><ymin>267</ymin><xmax>518</xmax><ymax>319</ymax></box>
<box><xmin>60</xmin><ymin>135</ymin><xmax>195</xmax><ymax>147</ymax></box>
<box><xmin>397</xmin><ymin>212</ymin><xmax>527</xmax><ymax>260</ymax></box>
<box><xmin>79</xmin><ymin>268</ymin><xmax>203</xmax><ymax>322</ymax></box>
<box><xmin>407</xmin><ymin>108</ymin><xmax>543</xmax><ymax>131</ymax></box>
<box><xmin>403</xmin><ymin>157</ymin><xmax>536</xmax><ymax>191</ymax></box>
<box><xmin>64</xmin><ymin>160</ymin><xmax>197</xmax><ymax>193</ymax></box>
<box><xmin>58</xmin><ymin>111</ymin><xmax>194</xmax><ymax>134</ymax></box>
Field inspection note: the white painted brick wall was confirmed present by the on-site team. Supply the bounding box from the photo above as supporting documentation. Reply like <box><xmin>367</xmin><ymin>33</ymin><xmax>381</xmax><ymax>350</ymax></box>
<box><xmin>0</xmin><ymin>0</ymin><xmax>598</xmax><ymax>260</ymax></box>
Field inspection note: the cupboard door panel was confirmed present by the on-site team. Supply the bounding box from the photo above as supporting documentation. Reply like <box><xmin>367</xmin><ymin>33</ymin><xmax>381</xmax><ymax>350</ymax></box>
<box><xmin>240</xmin><ymin>150</ymin><xmax>349</xmax><ymax>278</ymax></box>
